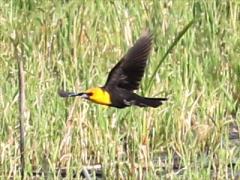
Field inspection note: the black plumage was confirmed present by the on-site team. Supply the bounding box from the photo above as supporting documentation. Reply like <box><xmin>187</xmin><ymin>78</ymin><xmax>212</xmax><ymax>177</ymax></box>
<box><xmin>59</xmin><ymin>31</ymin><xmax>167</xmax><ymax>108</ymax></box>
<box><xmin>102</xmin><ymin>31</ymin><xmax>167</xmax><ymax>108</ymax></box>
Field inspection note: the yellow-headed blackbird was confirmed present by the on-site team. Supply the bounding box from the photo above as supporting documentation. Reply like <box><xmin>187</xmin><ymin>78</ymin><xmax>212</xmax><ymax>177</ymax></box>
<box><xmin>59</xmin><ymin>31</ymin><xmax>167</xmax><ymax>108</ymax></box>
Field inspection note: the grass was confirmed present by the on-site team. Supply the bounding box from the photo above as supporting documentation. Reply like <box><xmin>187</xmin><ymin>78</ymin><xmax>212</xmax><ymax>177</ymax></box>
<box><xmin>0</xmin><ymin>0</ymin><xmax>240</xmax><ymax>179</ymax></box>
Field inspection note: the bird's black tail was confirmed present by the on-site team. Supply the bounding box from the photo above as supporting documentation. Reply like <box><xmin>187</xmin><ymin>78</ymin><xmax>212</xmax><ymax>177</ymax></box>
<box><xmin>135</xmin><ymin>97</ymin><xmax>167</xmax><ymax>108</ymax></box>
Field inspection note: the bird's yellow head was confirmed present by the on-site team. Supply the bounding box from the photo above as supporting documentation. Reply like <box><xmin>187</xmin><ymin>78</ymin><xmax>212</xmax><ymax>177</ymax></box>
<box><xmin>82</xmin><ymin>87</ymin><xmax>111</xmax><ymax>106</ymax></box>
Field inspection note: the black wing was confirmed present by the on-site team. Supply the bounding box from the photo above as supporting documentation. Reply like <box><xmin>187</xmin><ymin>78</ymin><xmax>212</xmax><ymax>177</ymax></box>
<box><xmin>104</xmin><ymin>31</ymin><xmax>153</xmax><ymax>91</ymax></box>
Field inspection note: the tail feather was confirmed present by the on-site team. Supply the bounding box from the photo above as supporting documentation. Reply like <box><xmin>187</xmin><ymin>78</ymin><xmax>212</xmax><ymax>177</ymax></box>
<box><xmin>135</xmin><ymin>97</ymin><xmax>167</xmax><ymax>108</ymax></box>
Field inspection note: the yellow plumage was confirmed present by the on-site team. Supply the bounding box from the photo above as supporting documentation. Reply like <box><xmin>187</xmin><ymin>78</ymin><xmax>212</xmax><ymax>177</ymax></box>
<box><xmin>85</xmin><ymin>87</ymin><xmax>111</xmax><ymax>106</ymax></box>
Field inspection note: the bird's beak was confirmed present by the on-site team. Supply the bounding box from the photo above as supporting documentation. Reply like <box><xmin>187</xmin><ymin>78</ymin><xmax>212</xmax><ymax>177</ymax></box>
<box><xmin>58</xmin><ymin>90</ymin><xmax>89</xmax><ymax>99</ymax></box>
<box><xmin>78</xmin><ymin>93</ymin><xmax>89</xmax><ymax>99</ymax></box>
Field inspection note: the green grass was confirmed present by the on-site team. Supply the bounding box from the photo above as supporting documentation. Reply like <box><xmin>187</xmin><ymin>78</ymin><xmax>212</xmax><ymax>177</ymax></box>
<box><xmin>1</xmin><ymin>0</ymin><xmax>240</xmax><ymax>179</ymax></box>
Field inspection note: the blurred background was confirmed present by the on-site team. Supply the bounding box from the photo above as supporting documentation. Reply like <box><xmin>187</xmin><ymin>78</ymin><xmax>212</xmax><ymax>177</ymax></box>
<box><xmin>0</xmin><ymin>0</ymin><xmax>239</xmax><ymax>179</ymax></box>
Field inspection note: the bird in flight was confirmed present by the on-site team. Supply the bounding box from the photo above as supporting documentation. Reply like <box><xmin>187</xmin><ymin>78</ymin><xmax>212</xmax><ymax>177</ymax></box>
<box><xmin>59</xmin><ymin>31</ymin><xmax>167</xmax><ymax>108</ymax></box>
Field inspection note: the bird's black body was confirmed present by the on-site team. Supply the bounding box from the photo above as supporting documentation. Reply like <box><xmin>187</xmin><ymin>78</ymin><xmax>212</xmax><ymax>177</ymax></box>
<box><xmin>59</xmin><ymin>31</ymin><xmax>167</xmax><ymax>108</ymax></box>
<box><xmin>104</xmin><ymin>86</ymin><xmax>166</xmax><ymax>108</ymax></box>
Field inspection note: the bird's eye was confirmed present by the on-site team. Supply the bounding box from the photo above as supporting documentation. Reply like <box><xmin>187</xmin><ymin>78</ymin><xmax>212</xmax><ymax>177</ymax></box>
<box><xmin>87</xmin><ymin>92</ymin><xmax>93</xmax><ymax>96</ymax></box>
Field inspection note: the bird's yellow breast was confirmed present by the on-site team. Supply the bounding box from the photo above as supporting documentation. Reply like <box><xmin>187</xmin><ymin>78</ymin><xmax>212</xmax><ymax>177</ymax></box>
<box><xmin>86</xmin><ymin>87</ymin><xmax>111</xmax><ymax>106</ymax></box>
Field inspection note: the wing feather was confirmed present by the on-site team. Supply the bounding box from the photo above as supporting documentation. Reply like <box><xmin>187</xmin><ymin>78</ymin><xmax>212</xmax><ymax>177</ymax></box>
<box><xmin>104</xmin><ymin>31</ymin><xmax>153</xmax><ymax>91</ymax></box>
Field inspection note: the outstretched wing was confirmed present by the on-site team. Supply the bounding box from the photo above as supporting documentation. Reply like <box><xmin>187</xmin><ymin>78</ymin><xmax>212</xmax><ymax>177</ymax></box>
<box><xmin>104</xmin><ymin>31</ymin><xmax>153</xmax><ymax>91</ymax></box>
